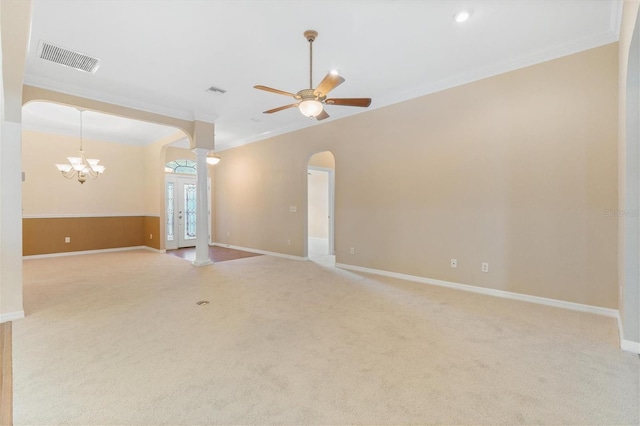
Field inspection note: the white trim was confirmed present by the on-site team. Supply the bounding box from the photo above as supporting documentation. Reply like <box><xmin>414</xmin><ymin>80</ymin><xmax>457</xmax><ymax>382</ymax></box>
<box><xmin>214</xmin><ymin>31</ymin><xmax>618</xmax><ymax>153</ymax></box>
<box><xmin>610</xmin><ymin>0</ymin><xmax>624</xmax><ymax>38</ymax></box>
<box><xmin>211</xmin><ymin>242</ymin><xmax>307</xmax><ymax>261</ymax></box>
<box><xmin>0</xmin><ymin>311</ymin><xmax>25</xmax><ymax>323</ymax></box>
<box><xmin>617</xmin><ymin>312</ymin><xmax>625</xmax><ymax>347</ymax></box>
<box><xmin>23</xmin><ymin>78</ymin><xmax>195</xmax><ymax>122</ymax></box>
<box><xmin>22</xmin><ymin>213</ymin><xmax>159</xmax><ymax>219</ymax></box>
<box><xmin>621</xmin><ymin>339</ymin><xmax>640</xmax><ymax>354</ymax></box>
<box><xmin>192</xmin><ymin>259</ymin><xmax>214</xmax><ymax>267</ymax></box>
<box><xmin>308</xmin><ymin>166</ymin><xmax>334</xmax><ymax>173</ymax></box>
<box><xmin>372</xmin><ymin>33</ymin><xmax>617</xmax><ymax>115</ymax></box>
<box><xmin>307</xmin><ymin>165</ymin><xmax>336</xmax><ymax>256</ymax></box>
<box><xmin>336</xmin><ymin>263</ymin><xmax>619</xmax><ymax>318</ymax></box>
<box><xmin>145</xmin><ymin>247</ymin><xmax>166</xmax><ymax>254</ymax></box>
<box><xmin>616</xmin><ymin>312</ymin><xmax>640</xmax><ymax>354</ymax></box>
<box><xmin>23</xmin><ymin>246</ymin><xmax>158</xmax><ymax>259</ymax></box>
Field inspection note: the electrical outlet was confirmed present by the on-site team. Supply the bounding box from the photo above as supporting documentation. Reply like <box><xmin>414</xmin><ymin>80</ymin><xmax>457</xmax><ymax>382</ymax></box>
<box><xmin>287</xmin><ymin>239</ymin><xmax>291</xmax><ymax>245</ymax></box>
<box><xmin>64</xmin><ymin>237</ymin><xmax>70</xmax><ymax>243</ymax></box>
<box><xmin>149</xmin><ymin>234</ymin><xmax>153</xmax><ymax>239</ymax></box>
<box><xmin>227</xmin><ymin>231</ymin><xmax>230</xmax><ymax>237</ymax></box>
<box><xmin>482</xmin><ymin>262</ymin><xmax>489</xmax><ymax>273</ymax></box>
<box><xmin>289</xmin><ymin>206</ymin><xmax>297</xmax><ymax>213</ymax></box>
<box><xmin>451</xmin><ymin>258</ymin><xmax>457</xmax><ymax>268</ymax></box>
<box><xmin>350</xmin><ymin>247</ymin><xmax>355</xmax><ymax>254</ymax></box>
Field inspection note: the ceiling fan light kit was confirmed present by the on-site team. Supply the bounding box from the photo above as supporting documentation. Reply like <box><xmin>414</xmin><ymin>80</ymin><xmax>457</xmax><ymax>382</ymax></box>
<box><xmin>254</xmin><ymin>30</ymin><xmax>371</xmax><ymax>121</ymax></box>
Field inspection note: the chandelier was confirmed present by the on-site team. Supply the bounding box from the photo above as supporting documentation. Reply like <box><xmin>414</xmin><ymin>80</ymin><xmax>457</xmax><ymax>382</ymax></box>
<box><xmin>54</xmin><ymin>109</ymin><xmax>105</xmax><ymax>184</ymax></box>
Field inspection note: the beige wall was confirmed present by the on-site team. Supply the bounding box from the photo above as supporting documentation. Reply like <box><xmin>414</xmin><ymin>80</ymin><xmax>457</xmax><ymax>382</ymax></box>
<box><xmin>165</xmin><ymin>146</ymin><xmax>195</xmax><ymax>163</ymax></box>
<box><xmin>22</xmin><ymin>130</ymin><xmax>148</xmax><ymax>215</ymax></box>
<box><xmin>308</xmin><ymin>151</ymin><xmax>335</xmax><ymax>169</ymax></box>
<box><xmin>214</xmin><ymin>43</ymin><xmax>618</xmax><ymax>308</ymax></box>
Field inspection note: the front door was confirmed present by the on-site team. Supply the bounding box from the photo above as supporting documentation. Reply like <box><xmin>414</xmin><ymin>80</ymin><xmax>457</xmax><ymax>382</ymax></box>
<box><xmin>166</xmin><ymin>175</ymin><xmax>199</xmax><ymax>249</ymax></box>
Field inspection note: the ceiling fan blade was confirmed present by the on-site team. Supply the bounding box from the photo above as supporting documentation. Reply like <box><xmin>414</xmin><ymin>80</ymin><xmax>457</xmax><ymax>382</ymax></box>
<box><xmin>254</xmin><ymin>85</ymin><xmax>297</xmax><ymax>98</ymax></box>
<box><xmin>315</xmin><ymin>110</ymin><xmax>330</xmax><ymax>121</ymax></box>
<box><xmin>325</xmin><ymin>98</ymin><xmax>372</xmax><ymax>108</ymax></box>
<box><xmin>263</xmin><ymin>103</ymin><xmax>299</xmax><ymax>114</ymax></box>
<box><xmin>314</xmin><ymin>73</ymin><xmax>345</xmax><ymax>97</ymax></box>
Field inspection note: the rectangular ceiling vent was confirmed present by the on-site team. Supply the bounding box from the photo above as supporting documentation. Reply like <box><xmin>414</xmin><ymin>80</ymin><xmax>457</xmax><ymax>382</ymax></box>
<box><xmin>37</xmin><ymin>41</ymin><xmax>101</xmax><ymax>74</ymax></box>
<box><xmin>205</xmin><ymin>86</ymin><xmax>227</xmax><ymax>95</ymax></box>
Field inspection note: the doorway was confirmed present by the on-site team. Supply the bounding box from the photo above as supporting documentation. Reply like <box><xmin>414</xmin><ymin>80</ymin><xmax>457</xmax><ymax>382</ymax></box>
<box><xmin>307</xmin><ymin>151</ymin><xmax>335</xmax><ymax>265</ymax></box>
<box><xmin>165</xmin><ymin>174</ymin><xmax>211</xmax><ymax>250</ymax></box>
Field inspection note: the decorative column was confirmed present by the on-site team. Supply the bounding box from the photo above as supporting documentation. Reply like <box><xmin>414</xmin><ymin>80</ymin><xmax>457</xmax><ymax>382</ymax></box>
<box><xmin>192</xmin><ymin>148</ymin><xmax>212</xmax><ymax>266</ymax></box>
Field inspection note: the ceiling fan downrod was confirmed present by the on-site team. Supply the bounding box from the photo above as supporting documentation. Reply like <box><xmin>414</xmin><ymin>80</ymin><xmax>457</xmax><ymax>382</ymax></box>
<box><xmin>304</xmin><ymin>30</ymin><xmax>318</xmax><ymax>90</ymax></box>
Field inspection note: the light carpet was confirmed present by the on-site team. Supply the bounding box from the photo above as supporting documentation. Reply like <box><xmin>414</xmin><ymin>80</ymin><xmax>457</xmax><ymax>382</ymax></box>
<box><xmin>14</xmin><ymin>250</ymin><xmax>640</xmax><ymax>425</ymax></box>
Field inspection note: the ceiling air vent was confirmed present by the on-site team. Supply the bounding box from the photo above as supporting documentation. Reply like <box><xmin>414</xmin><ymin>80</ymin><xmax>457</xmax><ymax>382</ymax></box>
<box><xmin>205</xmin><ymin>86</ymin><xmax>227</xmax><ymax>95</ymax></box>
<box><xmin>37</xmin><ymin>41</ymin><xmax>101</xmax><ymax>73</ymax></box>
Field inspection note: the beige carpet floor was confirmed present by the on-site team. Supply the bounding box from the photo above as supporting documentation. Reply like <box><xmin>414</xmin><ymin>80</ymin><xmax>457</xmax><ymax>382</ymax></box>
<box><xmin>14</xmin><ymin>250</ymin><xmax>640</xmax><ymax>425</ymax></box>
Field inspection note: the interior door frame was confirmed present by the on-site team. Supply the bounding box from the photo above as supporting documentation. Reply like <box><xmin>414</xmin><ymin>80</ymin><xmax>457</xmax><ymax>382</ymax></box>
<box><xmin>165</xmin><ymin>174</ymin><xmax>211</xmax><ymax>250</ymax></box>
<box><xmin>307</xmin><ymin>166</ymin><xmax>335</xmax><ymax>255</ymax></box>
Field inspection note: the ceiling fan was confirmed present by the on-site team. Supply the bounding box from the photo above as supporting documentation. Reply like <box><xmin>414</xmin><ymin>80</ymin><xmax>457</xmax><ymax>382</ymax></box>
<box><xmin>254</xmin><ymin>30</ymin><xmax>372</xmax><ymax>121</ymax></box>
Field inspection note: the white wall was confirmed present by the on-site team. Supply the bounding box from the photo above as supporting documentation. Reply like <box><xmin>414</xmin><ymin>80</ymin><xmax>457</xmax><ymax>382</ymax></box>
<box><xmin>0</xmin><ymin>0</ymin><xmax>31</xmax><ymax>322</ymax></box>
<box><xmin>619</xmin><ymin>2</ymin><xmax>640</xmax><ymax>350</ymax></box>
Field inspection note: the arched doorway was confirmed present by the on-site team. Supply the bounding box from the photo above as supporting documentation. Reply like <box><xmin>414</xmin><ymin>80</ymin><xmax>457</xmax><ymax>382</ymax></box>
<box><xmin>307</xmin><ymin>151</ymin><xmax>335</xmax><ymax>265</ymax></box>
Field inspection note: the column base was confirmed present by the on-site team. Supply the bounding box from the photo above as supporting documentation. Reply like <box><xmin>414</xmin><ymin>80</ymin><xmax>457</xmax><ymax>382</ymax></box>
<box><xmin>191</xmin><ymin>259</ymin><xmax>214</xmax><ymax>267</ymax></box>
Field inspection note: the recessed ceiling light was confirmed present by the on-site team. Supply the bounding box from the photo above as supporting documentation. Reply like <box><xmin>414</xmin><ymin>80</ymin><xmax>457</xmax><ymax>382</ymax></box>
<box><xmin>329</xmin><ymin>69</ymin><xmax>339</xmax><ymax>75</ymax></box>
<box><xmin>454</xmin><ymin>10</ymin><xmax>471</xmax><ymax>23</ymax></box>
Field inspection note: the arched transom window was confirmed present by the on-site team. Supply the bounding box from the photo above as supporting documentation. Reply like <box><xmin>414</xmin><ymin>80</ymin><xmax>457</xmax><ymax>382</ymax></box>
<box><xmin>165</xmin><ymin>159</ymin><xmax>196</xmax><ymax>174</ymax></box>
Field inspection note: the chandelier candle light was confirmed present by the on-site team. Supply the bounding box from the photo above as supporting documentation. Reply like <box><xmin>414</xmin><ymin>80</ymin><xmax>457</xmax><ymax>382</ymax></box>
<box><xmin>55</xmin><ymin>109</ymin><xmax>105</xmax><ymax>184</ymax></box>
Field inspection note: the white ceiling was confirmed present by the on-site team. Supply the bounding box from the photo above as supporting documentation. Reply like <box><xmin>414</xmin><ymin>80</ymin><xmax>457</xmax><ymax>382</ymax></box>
<box><xmin>22</xmin><ymin>0</ymin><xmax>621</xmax><ymax>150</ymax></box>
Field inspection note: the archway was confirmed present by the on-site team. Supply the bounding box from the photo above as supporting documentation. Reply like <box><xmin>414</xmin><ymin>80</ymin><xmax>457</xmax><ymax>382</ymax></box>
<box><xmin>21</xmin><ymin>101</ymin><xmax>188</xmax><ymax>257</ymax></box>
<box><xmin>307</xmin><ymin>151</ymin><xmax>335</xmax><ymax>266</ymax></box>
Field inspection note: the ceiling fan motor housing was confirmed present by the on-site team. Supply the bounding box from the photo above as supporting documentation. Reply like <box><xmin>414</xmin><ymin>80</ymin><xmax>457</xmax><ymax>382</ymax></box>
<box><xmin>298</xmin><ymin>88</ymin><xmax>323</xmax><ymax>102</ymax></box>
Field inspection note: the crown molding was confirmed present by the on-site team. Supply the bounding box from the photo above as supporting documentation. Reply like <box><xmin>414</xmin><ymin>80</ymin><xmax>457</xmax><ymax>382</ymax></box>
<box><xmin>23</xmin><ymin>75</ymin><xmax>197</xmax><ymax>122</ymax></box>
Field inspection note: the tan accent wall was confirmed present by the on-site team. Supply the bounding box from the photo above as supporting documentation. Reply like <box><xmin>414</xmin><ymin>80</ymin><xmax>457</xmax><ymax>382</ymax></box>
<box><xmin>23</xmin><ymin>216</ymin><xmax>148</xmax><ymax>255</ymax></box>
<box><xmin>143</xmin><ymin>216</ymin><xmax>161</xmax><ymax>250</ymax></box>
<box><xmin>214</xmin><ymin>43</ymin><xmax>618</xmax><ymax>308</ymax></box>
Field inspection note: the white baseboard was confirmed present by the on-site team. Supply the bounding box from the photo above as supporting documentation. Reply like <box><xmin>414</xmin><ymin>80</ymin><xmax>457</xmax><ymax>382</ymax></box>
<box><xmin>144</xmin><ymin>247</ymin><xmax>166</xmax><ymax>254</ymax></box>
<box><xmin>616</xmin><ymin>312</ymin><xmax>640</xmax><ymax>354</ymax></box>
<box><xmin>211</xmin><ymin>242</ymin><xmax>308</xmax><ymax>261</ymax></box>
<box><xmin>621</xmin><ymin>339</ymin><xmax>640</xmax><ymax>354</ymax></box>
<box><xmin>23</xmin><ymin>246</ymin><xmax>160</xmax><ymax>259</ymax></box>
<box><xmin>0</xmin><ymin>311</ymin><xmax>25</xmax><ymax>323</ymax></box>
<box><xmin>336</xmin><ymin>263</ymin><xmax>619</xmax><ymax>319</ymax></box>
